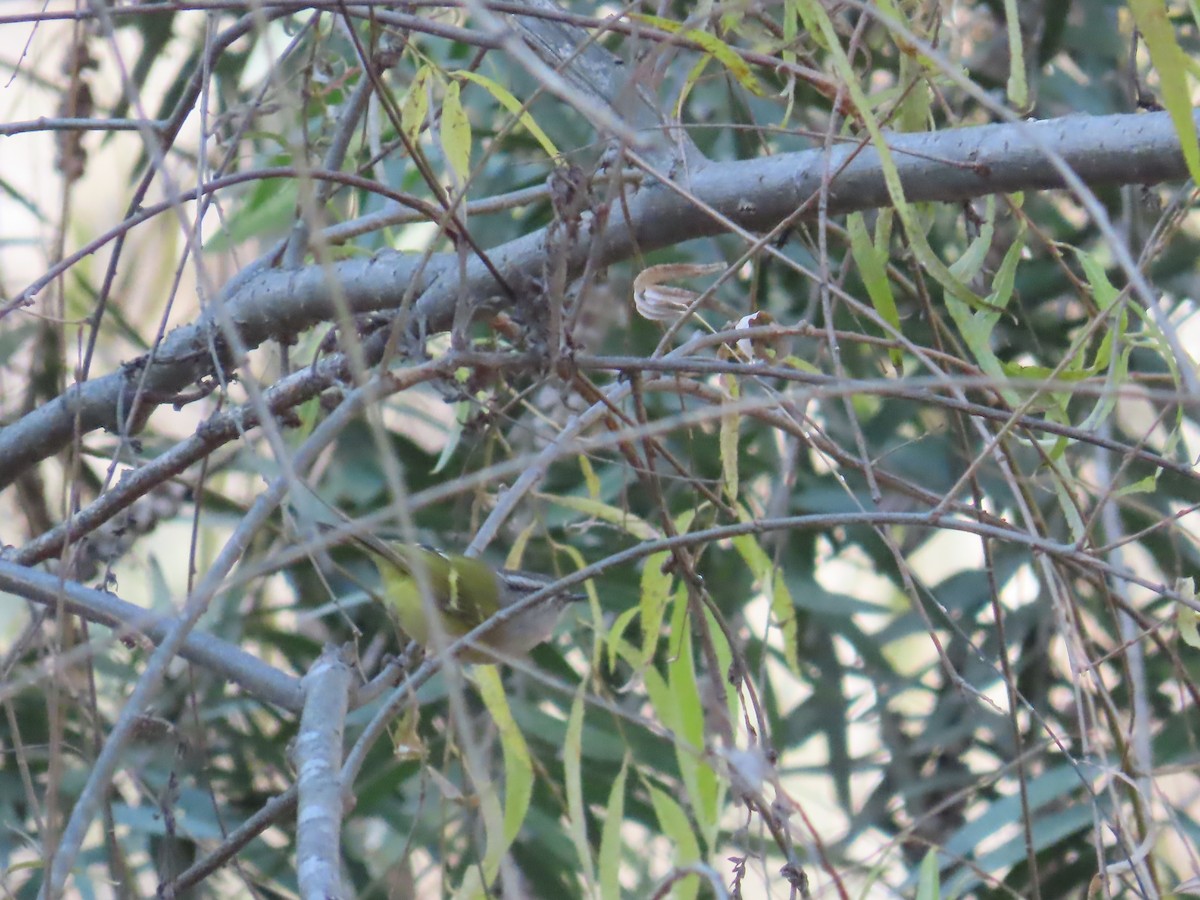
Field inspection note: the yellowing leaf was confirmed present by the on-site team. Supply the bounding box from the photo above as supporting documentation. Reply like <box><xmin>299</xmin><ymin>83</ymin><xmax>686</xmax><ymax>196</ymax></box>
<box><xmin>1178</xmin><ymin>579</ymin><xmax>1200</xmax><ymax>649</ymax></box>
<box><xmin>441</xmin><ymin>80</ymin><xmax>471</xmax><ymax>182</ymax></box>
<box><xmin>632</xmin><ymin>13</ymin><xmax>765</xmax><ymax>97</ymax></box>
<box><xmin>720</xmin><ymin>382</ymin><xmax>740</xmax><ymax>501</ymax></box>
<box><xmin>541</xmin><ymin>493</ymin><xmax>660</xmax><ymax>540</ymax></box>
<box><xmin>639</xmin><ymin>551</ymin><xmax>673</xmax><ymax>667</ymax></box>
<box><xmin>453</xmin><ymin>70</ymin><xmax>560</xmax><ymax>159</ymax></box>
<box><xmin>401</xmin><ymin>65</ymin><xmax>431</xmax><ymax>144</ymax></box>
<box><xmin>676</xmin><ymin>54</ymin><xmax>711</xmax><ymax>120</ymax></box>
<box><xmin>578</xmin><ymin>454</ymin><xmax>600</xmax><ymax>499</ymax></box>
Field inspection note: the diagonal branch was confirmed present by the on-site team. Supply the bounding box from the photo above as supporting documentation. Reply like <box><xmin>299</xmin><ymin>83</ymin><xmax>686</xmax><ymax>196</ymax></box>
<box><xmin>0</xmin><ymin>560</ymin><xmax>302</xmax><ymax>710</ymax></box>
<box><xmin>1</xmin><ymin>109</ymin><xmax>1195</xmax><ymax>490</ymax></box>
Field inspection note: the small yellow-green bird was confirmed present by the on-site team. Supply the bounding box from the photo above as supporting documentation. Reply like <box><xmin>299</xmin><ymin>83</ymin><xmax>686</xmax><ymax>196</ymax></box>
<box><xmin>353</xmin><ymin>537</ymin><xmax>585</xmax><ymax>663</ymax></box>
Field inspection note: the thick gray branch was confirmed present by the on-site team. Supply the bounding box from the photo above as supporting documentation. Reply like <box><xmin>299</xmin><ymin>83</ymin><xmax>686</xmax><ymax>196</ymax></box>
<box><xmin>0</xmin><ymin>109</ymin><xmax>1193</xmax><ymax>489</ymax></box>
<box><xmin>296</xmin><ymin>647</ymin><xmax>353</xmax><ymax>900</ymax></box>
<box><xmin>0</xmin><ymin>560</ymin><xmax>303</xmax><ymax>710</ymax></box>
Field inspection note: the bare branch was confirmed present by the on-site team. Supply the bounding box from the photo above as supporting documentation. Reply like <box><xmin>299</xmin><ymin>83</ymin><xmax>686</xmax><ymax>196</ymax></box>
<box><xmin>0</xmin><ymin>560</ymin><xmax>302</xmax><ymax>710</ymax></box>
<box><xmin>3</xmin><ymin>109</ymin><xmax>1196</xmax><ymax>490</ymax></box>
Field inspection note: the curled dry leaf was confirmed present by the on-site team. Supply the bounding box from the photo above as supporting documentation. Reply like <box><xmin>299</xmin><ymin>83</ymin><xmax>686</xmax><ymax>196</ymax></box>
<box><xmin>632</xmin><ymin>261</ymin><xmax>726</xmax><ymax>322</ymax></box>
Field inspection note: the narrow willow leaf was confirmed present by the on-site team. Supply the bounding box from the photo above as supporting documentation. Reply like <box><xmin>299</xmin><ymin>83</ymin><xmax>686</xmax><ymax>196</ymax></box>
<box><xmin>1002</xmin><ymin>0</ymin><xmax>1029</xmax><ymax>108</ymax></box>
<box><xmin>916</xmin><ymin>848</ymin><xmax>941</xmax><ymax>900</ymax></box>
<box><xmin>806</xmin><ymin>2</ymin><xmax>1002</xmax><ymax>315</ymax></box>
<box><xmin>875</xmin><ymin>0</ymin><xmax>933</xmax><ymax>131</ymax></box>
<box><xmin>541</xmin><ymin>493</ymin><xmax>660</xmax><ymax>540</ymax></box>
<box><xmin>945</xmin><ymin>224</ymin><xmax>1026</xmax><ymax>407</ymax></box>
<box><xmin>645</xmin><ymin>666</ymin><xmax>677</xmax><ymax>733</ymax></box>
<box><xmin>667</xmin><ymin>608</ymin><xmax>714</xmax><ymax>839</ymax></box>
<box><xmin>1073</xmin><ymin>247</ymin><xmax>1165</xmax><ymax>451</ymax></box>
<box><xmin>640</xmin><ymin>551</ymin><xmax>673</xmax><ymax>667</ymax></box>
<box><xmin>453</xmin><ymin>760</ymin><xmax>504</xmax><ymax>897</ymax></box>
<box><xmin>733</xmin><ymin>529</ymin><xmax>800</xmax><ymax>675</ymax></box>
<box><xmin>1113</xmin><ymin>474</ymin><xmax>1159</xmax><ymax>497</ymax></box>
<box><xmin>453</xmin><ymin>70</ymin><xmax>560</xmax><ymax>159</ymax></box>
<box><xmin>1075</xmin><ymin>248</ymin><xmax>1119</xmax><ymax>309</ymax></box>
<box><xmin>720</xmin><ymin>377</ymin><xmax>740</xmax><ymax>502</ymax></box>
<box><xmin>440</xmin><ymin>80</ymin><xmax>471</xmax><ymax>182</ymax></box>
<box><xmin>669</xmin><ymin>608</ymin><xmax>723</xmax><ymax>847</ymax></box>
<box><xmin>476</xmin><ymin>667</ymin><xmax>533</xmax><ymax>861</ymax></box>
<box><xmin>431</xmin><ymin>396</ymin><xmax>468</xmax><ymax>474</ymax></box>
<box><xmin>646</xmin><ymin>783</ymin><xmax>702</xmax><ymax>900</ymax></box>
<box><xmin>606</xmin><ymin>606</ymin><xmax>642</xmax><ymax>673</ymax></box>
<box><xmin>778</xmin><ymin>0</ymin><xmax>800</xmax><ymax>124</ymax></box>
<box><xmin>793</xmin><ymin>0</ymin><xmax>831</xmax><ymax>51</ymax></box>
<box><xmin>401</xmin><ymin>64</ymin><xmax>431</xmax><ymax>144</ymax></box>
<box><xmin>1177</xmin><ymin>580</ymin><xmax>1200</xmax><ymax>649</ymax></box>
<box><xmin>502</xmin><ymin>521</ymin><xmax>536</xmax><ymax>571</ymax></box>
<box><xmin>1130</xmin><ymin>0</ymin><xmax>1200</xmax><ymax>182</ymax></box>
<box><xmin>947</xmin><ymin>195</ymin><xmax>996</xmax><ymax>283</ymax></box>
<box><xmin>676</xmin><ymin>54</ymin><xmax>711</xmax><ymax>120</ymax></box>
<box><xmin>564</xmin><ymin>682</ymin><xmax>597</xmax><ymax>890</ymax></box>
<box><xmin>631</xmin><ymin>13</ymin><xmax>765</xmax><ymax>97</ymax></box>
<box><xmin>703</xmin><ymin>604</ymin><xmax>738</xmax><ymax>738</ymax></box>
<box><xmin>598</xmin><ymin>757</ymin><xmax>630</xmax><ymax>900</ymax></box>
<box><xmin>579</xmin><ymin>454</ymin><xmax>600</xmax><ymax>499</ymax></box>
<box><xmin>847</xmin><ymin>211</ymin><xmax>902</xmax><ymax>371</ymax></box>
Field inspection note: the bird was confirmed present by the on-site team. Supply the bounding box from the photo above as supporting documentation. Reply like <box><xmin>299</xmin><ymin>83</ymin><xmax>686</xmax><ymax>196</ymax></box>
<box><xmin>351</xmin><ymin>536</ymin><xmax>585</xmax><ymax>663</ymax></box>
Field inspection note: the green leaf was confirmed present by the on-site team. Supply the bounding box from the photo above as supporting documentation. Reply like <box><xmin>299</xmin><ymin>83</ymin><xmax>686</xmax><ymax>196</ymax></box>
<box><xmin>431</xmin><ymin>396</ymin><xmax>468</xmax><ymax>474</ymax></box>
<box><xmin>847</xmin><ymin>211</ymin><xmax>902</xmax><ymax>371</ymax></box>
<box><xmin>676</xmin><ymin>53</ymin><xmax>712</xmax><ymax>120</ymax></box>
<box><xmin>1002</xmin><ymin>0</ymin><xmax>1029</xmax><ymax>109</ymax></box>
<box><xmin>563</xmin><ymin>681</ymin><xmax>596</xmax><ymax>888</ymax></box>
<box><xmin>476</xmin><ymin>666</ymin><xmax>532</xmax><ymax>864</ymax></box>
<box><xmin>733</xmin><ymin>529</ymin><xmax>801</xmax><ymax>675</ymax></box>
<box><xmin>599</xmin><ymin>757</ymin><xmax>630</xmax><ymax>900</ymax></box>
<box><xmin>805</xmin><ymin>2</ymin><xmax>1003</xmax><ymax>315</ymax></box>
<box><xmin>945</xmin><ymin>221</ymin><xmax>1027</xmax><ymax>408</ymax></box>
<box><xmin>1180</xmin><ymin>607</ymin><xmax>1200</xmax><ymax>650</ymax></box>
<box><xmin>631</xmin><ymin>13</ymin><xmax>765</xmax><ymax>97</ymax></box>
<box><xmin>452</xmin><ymin>70</ymin><xmax>560</xmax><ymax>159</ymax></box>
<box><xmin>646</xmin><ymin>783</ymin><xmax>702</xmax><ymax>900</ymax></box>
<box><xmin>639</xmin><ymin>551</ymin><xmax>674</xmax><ymax>667</ymax></box>
<box><xmin>947</xmin><ymin>195</ymin><xmax>996</xmax><ymax>283</ymax></box>
<box><xmin>667</xmin><ymin>607</ymin><xmax>719</xmax><ymax>843</ymax></box>
<box><xmin>916</xmin><ymin>848</ymin><xmax>940</xmax><ymax>900</ymax></box>
<box><xmin>1131</xmin><ymin>0</ymin><xmax>1200</xmax><ymax>183</ymax></box>
<box><xmin>606</xmin><ymin>605</ymin><xmax>642</xmax><ymax>673</ymax></box>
